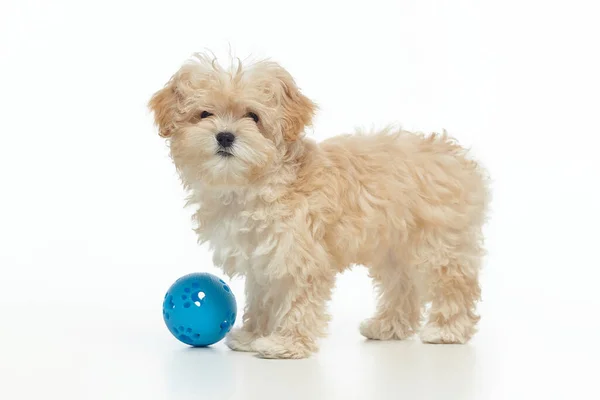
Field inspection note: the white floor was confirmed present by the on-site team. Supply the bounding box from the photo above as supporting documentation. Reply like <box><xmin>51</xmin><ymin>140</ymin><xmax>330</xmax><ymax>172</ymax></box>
<box><xmin>1</xmin><ymin>268</ymin><xmax>597</xmax><ymax>400</ymax></box>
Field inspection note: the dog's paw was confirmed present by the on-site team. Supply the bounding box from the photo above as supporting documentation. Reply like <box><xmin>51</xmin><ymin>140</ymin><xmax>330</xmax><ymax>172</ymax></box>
<box><xmin>420</xmin><ymin>323</ymin><xmax>469</xmax><ymax>344</ymax></box>
<box><xmin>359</xmin><ymin>317</ymin><xmax>416</xmax><ymax>340</ymax></box>
<box><xmin>225</xmin><ymin>328</ymin><xmax>258</xmax><ymax>352</ymax></box>
<box><xmin>252</xmin><ymin>335</ymin><xmax>313</xmax><ymax>359</ymax></box>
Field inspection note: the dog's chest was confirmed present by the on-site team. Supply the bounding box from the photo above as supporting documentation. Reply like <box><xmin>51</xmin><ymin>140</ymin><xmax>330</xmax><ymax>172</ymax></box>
<box><xmin>200</xmin><ymin>197</ymin><xmax>276</xmax><ymax>276</ymax></box>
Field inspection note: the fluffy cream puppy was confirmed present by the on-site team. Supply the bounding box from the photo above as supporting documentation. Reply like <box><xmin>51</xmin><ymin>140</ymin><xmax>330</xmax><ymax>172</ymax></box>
<box><xmin>149</xmin><ymin>53</ymin><xmax>489</xmax><ymax>359</ymax></box>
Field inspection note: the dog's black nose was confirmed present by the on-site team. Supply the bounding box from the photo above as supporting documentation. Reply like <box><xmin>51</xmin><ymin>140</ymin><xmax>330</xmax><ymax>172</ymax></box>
<box><xmin>216</xmin><ymin>132</ymin><xmax>235</xmax><ymax>148</ymax></box>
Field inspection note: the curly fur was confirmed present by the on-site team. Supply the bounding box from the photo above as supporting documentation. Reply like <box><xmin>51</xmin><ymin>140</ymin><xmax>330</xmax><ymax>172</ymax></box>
<box><xmin>149</xmin><ymin>53</ymin><xmax>490</xmax><ymax>359</ymax></box>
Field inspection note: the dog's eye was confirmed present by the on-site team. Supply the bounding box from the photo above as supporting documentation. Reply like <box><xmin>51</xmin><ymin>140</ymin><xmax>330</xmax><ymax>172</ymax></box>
<box><xmin>200</xmin><ymin>111</ymin><xmax>213</xmax><ymax>119</ymax></box>
<box><xmin>246</xmin><ymin>112</ymin><xmax>259</xmax><ymax>123</ymax></box>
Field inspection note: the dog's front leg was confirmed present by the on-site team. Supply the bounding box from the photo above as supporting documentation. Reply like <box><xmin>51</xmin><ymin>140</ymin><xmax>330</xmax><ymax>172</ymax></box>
<box><xmin>225</xmin><ymin>272</ymin><xmax>269</xmax><ymax>352</ymax></box>
<box><xmin>250</xmin><ymin>247</ymin><xmax>336</xmax><ymax>359</ymax></box>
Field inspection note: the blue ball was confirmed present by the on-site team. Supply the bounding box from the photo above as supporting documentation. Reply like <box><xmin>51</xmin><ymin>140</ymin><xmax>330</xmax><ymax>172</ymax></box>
<box><xmin>162</xmin><ymin>272</ymin><xmax>237</xmax><ymax>347</ymax></box>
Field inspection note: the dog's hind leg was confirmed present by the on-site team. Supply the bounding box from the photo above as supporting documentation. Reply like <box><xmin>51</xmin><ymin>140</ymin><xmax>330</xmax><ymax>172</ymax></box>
<box><xmin>360</xmin><ymin>252</ymin><xmax>422</xmax><ymax>340</ymax></box>
<box><xmin>419</xmin><ymin>229</ymin><xmax>483</xmax><ymax>344</ymax></box>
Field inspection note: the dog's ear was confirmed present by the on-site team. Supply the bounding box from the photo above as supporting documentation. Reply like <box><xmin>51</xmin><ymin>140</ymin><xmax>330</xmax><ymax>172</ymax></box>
<box><xmin>275</xmin><ymin>68</ymin><xmax>316</xmax><ymax>142</ymax></box>
<box><xmin>148</xmin><ymin>79</ymin><xmax>179</xmax><ymax>138</ymax></box>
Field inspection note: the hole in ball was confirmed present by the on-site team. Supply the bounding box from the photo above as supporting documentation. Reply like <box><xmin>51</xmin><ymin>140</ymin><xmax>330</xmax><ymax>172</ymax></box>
<box><xmin>192</xmin><ymin>291</ymin><xmax>205</xmax><ymax>307</ymax></box>
<box><xmin>179</xmin><ymin>334</ymin><xmax>191</xmax><ymax>343</ymax></box>
<box><xmin>219</xmin><ymin>321</ymin><xmax>229</xmax><ymax>333</ymax></box>
<box><xmin>167</xmin><ymin>295</ymin><xmax>175</xmax><ymax>309</ymax></box>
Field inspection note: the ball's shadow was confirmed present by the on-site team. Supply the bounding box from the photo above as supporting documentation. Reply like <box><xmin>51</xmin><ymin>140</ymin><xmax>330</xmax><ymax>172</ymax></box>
<box><xmin>163</xmin><ymin>345</ymin><xmax>236</xmax><ymax>399</ymax></box>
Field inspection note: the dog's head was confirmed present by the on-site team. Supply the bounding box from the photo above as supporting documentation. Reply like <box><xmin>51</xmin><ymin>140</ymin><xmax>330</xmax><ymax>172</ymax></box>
<box><xmin>148</xmin><ymin>54</ymin><xmax>316</xmax><ymax>188</ymax></box>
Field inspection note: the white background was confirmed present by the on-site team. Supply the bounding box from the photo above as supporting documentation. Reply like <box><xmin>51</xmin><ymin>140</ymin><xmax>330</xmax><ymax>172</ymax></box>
<box><xmin>1</xmin><ymin>0</ymin><xmax>599</xmax><ymax>399</ymax></box>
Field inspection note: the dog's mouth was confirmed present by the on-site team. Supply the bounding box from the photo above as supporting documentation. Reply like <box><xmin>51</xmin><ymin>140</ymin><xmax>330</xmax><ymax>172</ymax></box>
<box><xmin>216</xmin><ymin>150</ymin><xmax>233</xmax><ymax>158</ymax></box>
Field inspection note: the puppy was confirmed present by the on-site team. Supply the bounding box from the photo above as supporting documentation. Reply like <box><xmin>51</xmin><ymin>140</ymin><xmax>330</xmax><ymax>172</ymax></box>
<box><xmin>149</xmin><ymin>53</ymin><xmax>489</xmax><ymax>359</ymax></box>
